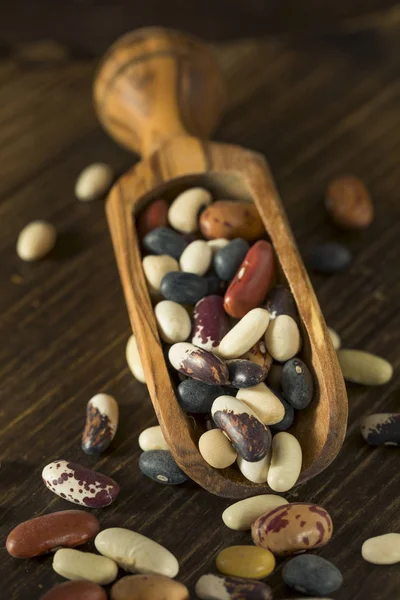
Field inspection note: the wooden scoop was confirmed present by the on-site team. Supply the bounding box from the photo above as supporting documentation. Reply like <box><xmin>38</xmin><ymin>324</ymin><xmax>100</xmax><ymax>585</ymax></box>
<box><xmin>94</xmin><ymin>28</ymin><xmax>348</xmax><ymax>499</ymax></box>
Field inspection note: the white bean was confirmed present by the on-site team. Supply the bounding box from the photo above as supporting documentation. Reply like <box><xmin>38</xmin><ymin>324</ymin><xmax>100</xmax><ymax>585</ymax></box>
<box><xmin>168</xmin><ymin>187</ymin><xmax>212</xmax><ymax>233</ymax></box>
<box><xmin>16</xmin><ymin>221</ymin><xmax>56</xmax><ymax>261</ymax></box>
<box><xmin>264</xmin><ymin>314</ymin><xmax>301</xmax><ymax>362</ymax></box>
<box><xmin>218</xmin><ymin>309</ymin><xmax>270</xmax><ymax>359</ymax></box>
<box><xmin>154</xmin><ymin>300</ymin><xmax>191</xmax><ymax>343</ymax></box>
<box><xmin>75</xmin><ymin>163</ymin><xmax>113</xmax><ymax>201</ymax></box>
<box><xmin>267</xmin><ymin>432</ymin><xmax>302</xmax><ymax>492</ymax></box>
<box><xmin>138</xmin><ymin>426</ymin><xmax>168</xmax><ymax>451</ymax></box>
<box><xmin>126</xmin><ymin>335</ymin><xmax>145</xmax><ymax>383</ymax></box>
<box><xmin>179</xmin><ymin>240</ymin><xmax>212</xmax><ymax>276</ymax></box>
<box><xmin>53</xmin><ymin>548</ymin><xmax>118</xmax><ymax>584</ymax></box>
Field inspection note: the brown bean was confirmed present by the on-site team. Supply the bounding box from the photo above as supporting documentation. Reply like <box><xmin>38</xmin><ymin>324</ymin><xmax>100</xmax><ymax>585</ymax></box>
<box><xmin>199</xmin><ymin>201</ymin><xmax>264</xmax><ymax>241</ymax></box>
<box><xmin>137</xmin><ymin>198</ymin><xmax>169</xmax><ymax>239</ymax></box>
<box><xmin>6</xmin><ymin>510</ymin><xmax>100</xmax><ymax>558</ymax></box>
<box><xmin>40</xmin><ymin>581</ymin><xmax>107</xmax><ymax>600</ymax></box>
<box><xmin>325</xmin><ymin>175</ymin><xmax>374</xmax><ymax>229</ymax></box>
<box><xmin>111</xmin><ymin>574</ymin><xmax>189</xmax><ymax>600</ymax></box>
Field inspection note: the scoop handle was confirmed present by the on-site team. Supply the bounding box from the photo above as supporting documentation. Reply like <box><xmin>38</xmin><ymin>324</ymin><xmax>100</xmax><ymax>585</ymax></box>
<box><xmin>93</xmin><ymin>27</ymin><xmax>226</xmax><ymax>158</ymax></box>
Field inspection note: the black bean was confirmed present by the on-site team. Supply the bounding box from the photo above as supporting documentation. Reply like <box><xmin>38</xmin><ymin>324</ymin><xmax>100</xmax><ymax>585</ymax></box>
<box><xmin>143</xmin><ymin>227</ymin><xmax>187</xmax><ymax>259</ymax></box>
<box><xmin>139</xmin><ymin>450</ymin><xmax>188</xmax><ymax>485</ymax></box>
<box><xmin>265</xmin><ymin>285</ymin><xmax>298</xmax><ymax>322</ymax></box>
<box><xmin>227</xmin><ymin>359</ymin><xmax>266</xmax><ymax>388</ymax></box>
<box><xmin>270</xmin><ymin>394</ymin><xmax>295</xmax><ymax>432</ymax></box>
<box><xmin>177</xmin><ymin>380</ymin><xmax>229</xmax><ymax>413</ymax></box>
<box><xmin>283</xmin><ymin>555</ymin><xmax>343</xmax><ymax>596</ymax></box>
<box><xmin>281</xmin><ymin>358</ymin><xmax>314</xmax><ymax>409</ymax></box>
<box><xmin>308</xmin><ymin>242</ymin><xmax>352</xmax><ymax>273</ymax></box>
<box><xmin>204</xmin><ymin>273</ymin><xmax>227</xmax><ymax>296</ymax></box>
<box><xmin>214</xmin><ymin>238</ymin><xmax>249</xmax><ymax>281</ymax></box>
<box><xmin>160</xmin><ymin>272</ymin><xmax>208</xmax><ymax>304</ymax></box>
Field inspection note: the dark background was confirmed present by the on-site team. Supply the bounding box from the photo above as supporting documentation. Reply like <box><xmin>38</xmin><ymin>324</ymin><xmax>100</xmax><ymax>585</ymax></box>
<box><xmin>0</xmin><ymin>2</ymin><xmax>399</xmax><ymax>599</ymax></box>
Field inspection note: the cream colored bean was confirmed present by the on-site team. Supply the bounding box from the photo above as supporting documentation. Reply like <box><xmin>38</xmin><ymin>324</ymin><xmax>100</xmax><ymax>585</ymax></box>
<box><xmin>267</xmin><ymin>432</ymin><xmax>302</xmax><ymax>492</ymax></box>
<box><xmin>179</xmin><ymin>240</ymin><xmax>212</xmax><ymax>276</ymax></box>
<box><xmin>53</xmin><ymin>549</ymin><xmax>118</xmax><ymax>584</ymax></box>
<box><xmin>328</xmin><ymin>327</ymin><xmax>341</xmax><ymax>350</ymax></box>
<box><xmin>218</xmin><ymin>309</ymin><xmax>270</xmax><ymax>359</ymax></box>
<box><xmin>126</xmin><ymin>335</ymin><xmax>145</xmax><ymax>383</ymax></box>
<box><xmin>16</xmin><ymin>221</ymin><xmax>56</xmax><ymax>261</ymax></box>
<box><xmin>222</xmin><ymin>494</ymin><xmax>288</xmax><ymax>531</ymax></box>
<box><xmin>142</xmin><ymin>255</ymin><xmax>179</xmax><ymax>294</ymax></box>
<box><xmin>154</xmin><ymin>300</ymin><xmax>191</xmax><ymax>343</ymax></box>
<box><xmin>138</xmin><ymin>426</ymin><xmax>168</xmax><ymax>451</ymax></box>
<box><xmin>95</xmin><ymin>528</ymin><xmax>179</xmax><ymax>577</ymax></box>
<box><xmin>168</xmin><ymin>187</ymin><xmax>212</xmax><ymax>233</ymax></box>
<box><xmin>337</xmin><ymin>349</ymin><xmax>393</xmax><ymax>385</ymax></box>
<box><xmin>237</xmin><ymin>454</ymin><xmax>270</xmax><ymax>484</ymax></box>
<box><xmin>207</xmin><ymin>238</ymin><xmax>229</xmax><ymax>255</ymax></box>
<box><xmin>362</xmin><ymin>533</ymin><xmax>400</xmax><ymax>565</ymax></box>
<box><xmin>75</xmin><ymin>163</ymin><xmax>113</xmax><ymax>201</ymax></box>
<box><xmin>264</xmin><ymin>315</ymin><xmax>301</xmax><ymax>362</ymax></box>
<box><xmin>199</xmin><ymin>429</ymin><xmax>237</xmax><ymax>469</ymax></box>
<box><xmin>237</xmin><ymin>383</ymin><xmax>285</xmax><ymax>425</ymax></box>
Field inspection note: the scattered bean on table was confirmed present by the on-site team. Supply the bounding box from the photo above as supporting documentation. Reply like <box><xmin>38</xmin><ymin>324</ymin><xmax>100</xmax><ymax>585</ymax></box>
<box><xmin>17</xmin><ymin>220</ymin><xmax>57</xmax><ymax>261</ymax></box>
<box><xmin>81</xmin><ymin>393</ymin><xmax>119</xmax><ymax>455</ymax></box>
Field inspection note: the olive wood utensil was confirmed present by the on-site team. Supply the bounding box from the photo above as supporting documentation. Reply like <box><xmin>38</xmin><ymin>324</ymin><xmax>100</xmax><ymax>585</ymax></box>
<box><xmin>94</xmin><ymin>27</ymin><xmax>348</xmax><ymax>498</ymax></box>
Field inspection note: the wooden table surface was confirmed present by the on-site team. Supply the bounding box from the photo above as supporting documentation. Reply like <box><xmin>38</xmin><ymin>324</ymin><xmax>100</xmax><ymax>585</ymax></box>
<box><xmin>0</xmin><ymin>18</ymin><xmax>399</xmax><ymax>600</ymax></box>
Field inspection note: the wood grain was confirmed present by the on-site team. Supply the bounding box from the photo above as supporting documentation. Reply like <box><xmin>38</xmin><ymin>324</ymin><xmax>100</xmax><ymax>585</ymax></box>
<box><xmin>0</xmin><ymin>20</ymin><xmax>399</xmax><ymax>600</ymax></box>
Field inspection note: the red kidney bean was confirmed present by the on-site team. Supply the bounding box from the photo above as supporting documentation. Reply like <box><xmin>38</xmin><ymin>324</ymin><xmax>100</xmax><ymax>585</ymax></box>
<box><xmin>137</xmin><ymin>199</ymin><xmax>169</xmax><ymax>239</ymax></box>
<box><xmin>6</xmin><ymin>510</ymin><xmax>100</xmax><ymax>558</ymax></box>
<box><xmin>224</xmin><ymin>240</ymin><xmax>275</xmax><ymax>318</ymax></box>
<box><xmin>192</xmin><ymin>295</ymin><xmax>230</xmax><ymax>352</ymax></box>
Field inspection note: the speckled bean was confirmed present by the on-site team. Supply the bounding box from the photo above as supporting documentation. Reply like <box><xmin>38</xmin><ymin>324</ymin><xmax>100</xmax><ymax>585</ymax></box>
<box><xmin>168</xmin><ymin>187</ymin><xmax>212</xmax><ymax>233</ymax></box>
<box><xmin>212</xmin><ymin>396</ymin><xmax>271</xmax><ymax>462</ymax></box>
<box><xmin>252</xmin><ymin>502</ymin><xmax>333</xmax><ymax>556</ymax></box>
<box><xmin>169</xmin><ymin>342</ymin><xmax>229</xmax><ymax>385</ymax></box>
<box><xmin>360</xmin><ymin>413</ymin><xmax>400</xmax><ymax>446</ymax></box>
<box><xmin>42</xmin><ymin>460</ymin><xmax>119</xmax><ymax>508</ymax></box>
<box><xmin>155</xmin><ymin>300</ymin><xmax>191</xmax><ymax>343</ymax></box>
<box><xmin>227</xmin><ymin>359</ymin><xmax>267</xmax><ymax>388</ymax></box>
<box><xmin>264</xmin><ymin>314</ymin><xmax>301</xmax><ymax>362</ymax></box>
<box><xmin>222</xmin><ymin>494</ymin><xmax>288</xmax><ymax>531</ymax></box>
<box><xmin>6</xmin><ymin>510</ymin><xmax>100</xmax><ymax>558</ymax></box>
<box><xmin>95</xmin><ymin>528</ymin><xmax>179</xmax><ymax>577</ymax></box>
<box><xmin>192</xmin><ymin>295</ymin><xmax>230</xmax><ymax>352</ymax></box>
<box><xmin>200</xmin><ymin>201</ymin><xmax>264</xmax><ymax>241</ymax></box>
<box><xmin>267</xmin><ymin>432</ymin><xmax>302</xmax><ymax>492</ymax></box>
<box><xmin>195</xmin><ymin>574</ymin><xmax>273</xmax><ymax>600</ymax></box>
<box><xmin>81</xmin><ymin>393</ymin><xmax>119</xmax><ymax>455</ymax></box>
<box><xmin>218</xmin><ymin>308</ymin><xmax>270</xmax><ymax>359</ymax></box>
<box><xmin>53</xmin><ymin>548</ymin><xmax>118</xmax><ymax>584</ymax></box>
